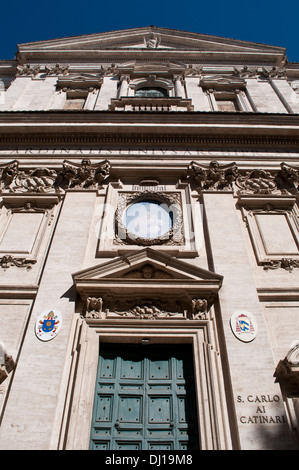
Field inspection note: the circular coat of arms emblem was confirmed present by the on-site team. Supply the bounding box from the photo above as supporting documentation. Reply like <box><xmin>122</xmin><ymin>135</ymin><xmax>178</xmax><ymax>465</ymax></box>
<box><xmin>35</xmin><ymin>309</ymin><xmax>62</xmax><ymax>341</ymax></box>
<box><xmin>230</xmin><ymin>310</ymin><xmax>257</xmax><ymax>342</ymax></box>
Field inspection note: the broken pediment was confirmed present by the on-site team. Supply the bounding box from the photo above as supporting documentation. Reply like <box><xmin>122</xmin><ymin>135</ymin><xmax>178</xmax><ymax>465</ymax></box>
<box><xmin>72</xmin><ymin>248</ymin><xmax>223</xmax><ymax>318</ymax></box>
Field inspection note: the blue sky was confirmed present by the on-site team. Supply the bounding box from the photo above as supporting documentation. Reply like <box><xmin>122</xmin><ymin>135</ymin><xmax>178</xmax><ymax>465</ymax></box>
<box><xmin>1</xmin><ymin>0</ymin><xmax>298</xmax><ymax>62</ymax></box>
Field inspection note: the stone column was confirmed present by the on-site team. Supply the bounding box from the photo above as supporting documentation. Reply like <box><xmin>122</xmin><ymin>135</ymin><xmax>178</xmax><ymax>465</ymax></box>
<box><xmin>118</xmin><ymin>75</ymin><xmax>130</xmax><ymax>97</ymax></box>
<box><xmin>173</xmin><ymin>75</ymin><xmax>185</xmax><ymax>98</ymax></box>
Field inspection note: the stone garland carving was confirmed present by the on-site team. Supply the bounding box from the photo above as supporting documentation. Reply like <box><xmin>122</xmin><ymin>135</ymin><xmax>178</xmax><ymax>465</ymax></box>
<box><xmin>189</xmin><ymin>160</ymin><xmax>299</xmax><ymax>195</ymax></box>
<box><xmin>0</xmin><ymin>161</ymin><xmax>57</xmax><ymax>193</ymax></box>
<box><xmin>83</xmin><ymin>296</ymin><xmax>210</xmax><ymax>321</ymax></box>
<box><xmin>0</xmin><ymin>255</ymin><xmax>37</xmax><ymax>271</ymax></box>
<box><xmin>263</xmin><ymin>258</ymin><xmax>299</xmax><ymax>272</ymax></box>
<box><xmin>0</xmin><ymin>159</ymin><xmax>110</xmax><ymax>193</ymax></box>
<box><xmin>235</xmin><ymin>169</ymin><xmax>277</xmax><ymax>194</ymax></box>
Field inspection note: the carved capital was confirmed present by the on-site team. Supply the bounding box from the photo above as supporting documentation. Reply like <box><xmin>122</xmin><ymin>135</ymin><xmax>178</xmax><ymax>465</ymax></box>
<box><xmin>54</xmin><ymin>158</ymin><xmax>110</xmax><ymax>190</ymax></box>
<box><xmin>189</xmin><ymin>160</ymin><xmax>238</xmax><ymax>192</ymax></box>
<box><xmin>44</xmin><ymin>63</ymin><xmax>69</xmax><ymax>76</ymax></box>
<box><xmin>16</xmin><ymin>64</ymin><xmax>40</xmax><ymax>77</ymax></box>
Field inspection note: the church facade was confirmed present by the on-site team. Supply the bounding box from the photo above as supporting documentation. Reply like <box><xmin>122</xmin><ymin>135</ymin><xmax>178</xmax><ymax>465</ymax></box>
<box><xmin>0</xmin><ymin>26</ymin><xmax>299</xmax><ymax>450</ymax></box>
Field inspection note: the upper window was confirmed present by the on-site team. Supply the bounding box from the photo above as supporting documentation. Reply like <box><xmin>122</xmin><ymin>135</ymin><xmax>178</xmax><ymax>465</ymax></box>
<box><xmin>214</xmin><ymin>95</ymin><xmax>240</xmax><ymax>112</ymax></box>
<box><xmin>200</xmin><ymin>76</ymin><xmax>253</xmax><ymax>112</ymax></box>
<box><xmin>63</xmin><ymin>92</ymin><xmax>88</xmax><ymax>110</ymax></box>
<box><xmin>135</xmin><ymin>87</ymin><xmax>168</xmax><ymax>98</ymax></box>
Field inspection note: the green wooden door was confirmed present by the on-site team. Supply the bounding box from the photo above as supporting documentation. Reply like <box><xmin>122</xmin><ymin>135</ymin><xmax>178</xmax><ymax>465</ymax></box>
<box><xmin>89</xmin><ymin>343</ymin><xmax>199</xmax><ymax>450</ymax></box>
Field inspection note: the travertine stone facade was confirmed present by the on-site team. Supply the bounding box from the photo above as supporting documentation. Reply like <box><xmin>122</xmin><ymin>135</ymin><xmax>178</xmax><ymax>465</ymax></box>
<box><xmin>0</xmin><ymin>26</ymin><xmax>299</xmax><ymax>450</ymax></box>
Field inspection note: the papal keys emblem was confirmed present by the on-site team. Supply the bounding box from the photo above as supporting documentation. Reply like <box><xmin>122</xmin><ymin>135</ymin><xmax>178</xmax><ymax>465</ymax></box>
<box><xmin>230</xmin><ymin>311</ymin><xmax>257</xmax><ymax>342</ymax></box>
<box><xmin>35</xmin><ymin>309</ymin><xmax>62</xmax><ymax>341</ymax></box>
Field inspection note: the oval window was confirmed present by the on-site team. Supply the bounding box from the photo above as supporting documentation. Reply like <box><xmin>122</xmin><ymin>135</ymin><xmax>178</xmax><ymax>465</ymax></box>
<box><xmin>124</xmin><ymin>200</ymin><xmax>173</xmax><ymax>240</ymax></box>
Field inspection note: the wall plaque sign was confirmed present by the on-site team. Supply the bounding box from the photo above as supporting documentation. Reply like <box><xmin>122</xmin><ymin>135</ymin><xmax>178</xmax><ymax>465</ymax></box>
<box><xmin>35</xmin><ymin>309</ymin><xmax>62</xmax><ymax>341</ymax></box>
<box><xmin>230</xmin><ymin>310</ymin><xmax>257</xmax><ymax>342</ymax></box>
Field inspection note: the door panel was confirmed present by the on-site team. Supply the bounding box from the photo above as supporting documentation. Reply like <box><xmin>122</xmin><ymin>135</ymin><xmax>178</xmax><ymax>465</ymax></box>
<box><xmin>90</xmin><ymin>344</ymin><xmax>199</xmax><ymax>450</ymax></box>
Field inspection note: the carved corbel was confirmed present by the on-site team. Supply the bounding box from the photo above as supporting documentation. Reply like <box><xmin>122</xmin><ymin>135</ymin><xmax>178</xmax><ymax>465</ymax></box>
<box><xmin>260</xmin><ymin>66</ymin><xmax>287</xmax><ymax>79</ymax></box>
<box><xmin>275</xmin><ymin>162</ymin><xmax>299</xmax><ymax>194</ymax></box>
<box><xmin>54</xmin><ymin>159</ymin><xmax>110</xmax><ymax>190</ymax></box>
<box><xmin>233</xmin><ymin>66</ymin><xmax>257</xmax><ymax>77</ymax></box>
<box><xmin>191</xmin><ymin>298</ymin><xmax>208</xmax><ymax>320</ymax></box>
<box><xmin>274</xmin><ymin>343</ymin><xmax>299</xmax><ymax>395</ymax></box>
<box><xmin>44</xmin><ymin>64</ymin><xmax>69</xmax><ymax>76</ymax></box>
<box><xmin>84</xmin><ymin>297</ymin><xmax>107</xmax><ymax>319</ymax></box>
<box><xmin>188</xmin><ymin>160</ymin><xmax>238</xmax><ymax>192</ymax></box>
<box><xmin>16</xmin><ymin>64</ymin><xmax>41</xmax><ymax>77</ymax></box>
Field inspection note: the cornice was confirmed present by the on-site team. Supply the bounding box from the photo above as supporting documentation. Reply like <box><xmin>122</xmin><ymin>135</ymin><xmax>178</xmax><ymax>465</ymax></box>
<box><xmin>1</xmin><ymin>132</ymin><xmax>299</xmax><ymax>149</ymax></box>
<box><xmin>0</xmin><ymin>111</ymin><xmax>299</xmax><ymax>147</ymax></box>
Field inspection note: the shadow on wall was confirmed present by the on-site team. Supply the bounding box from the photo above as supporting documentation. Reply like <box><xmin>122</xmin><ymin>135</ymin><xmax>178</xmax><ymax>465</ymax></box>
<box><xmin>238</xmin><ymin>397</ymin><xmax>299</xmax><ymax>450</ymax></box>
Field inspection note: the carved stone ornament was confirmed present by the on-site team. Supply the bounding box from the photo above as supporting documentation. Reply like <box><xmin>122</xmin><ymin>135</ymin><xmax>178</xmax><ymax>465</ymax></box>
<box><xmin>260</xmin><ymin>66</ymin><xmax>287</xmax><ymax>79</ymax></box>
<box><xmin>233</xmin><ymin>66</ymin><xmax>257</xmax><ymax>78</ymax></box>
<box><xmin>189</xmin><ymin>161</ymin><xmax>299</xmax><ymax>195</ymax></box>
<box><xmin>85</xmin><ymin>296</ymin><xmax>107</xmax><ymax>319</ymax></box>
<box><xmin>123</xmin><ymin>264</ymin><xmax>173</xmax><ymax>279</ymax></box>
<box><xmin>16</xmin><ymin>64</ymin><xmax>41</xmax><ymax>77</ymax></box>
<box><xmin>189</xmin><ymin>160</ymin><xmax>238</xmax><ymax>191</ymax></box>
<box><xmin>191</xmin><ymin>298</ymin><xmax>208</xmax><ymax>320</ymax></box>
<box><xmin>235</xmin><ymin>169</ymin><xmax>278</xmax><ymax>195</ymax></box>
<box><xmin>0</xmin><ymin>340</ymin><xmax>15</xmax><ymax>384</ymax></box>
<box><xmin>54</xmin><ymin>159</ymin><xmax>110</xmax><ymax>190</ymax></box>
<box><xmin>274</xmin><ymin>343</ymin><xmax>299</xmax><ymax>396</ymax></box>
<box><xmin>44</xmin><ymin>64</ymin><xmax>69</xmax><ymax>76</ymax></box>
<box><xmin>0</xmin><ymin>160</ymin><xmax>57</xmax><ymax>193</ymax></box>
<box><xmin>144</xmin><ymin>32</ymin><xmax>161</xmax><ymax>49</ymax></box>
<box><xmin>0</xmin><ymin>255</ymin><xmax>37</xmax><ymax>271</ymax></box>
<box><xmin>83</xmin><ymin>296</ymin><xmax>210</xmax><ymax>321</ymax></box>
<box><xmin>275</xmin><ymin>162</ymin><xmax>299</xmax><ymax>194</ymax></box>
<box><xmin>0</xmin><ymin>159</ymin><xmax>110</xmax><ymax>194</ymax></box>
<box><xmin>263</xmin><ymin>258</ymin><xmax>299</xmax><ymax>272</ymax></box>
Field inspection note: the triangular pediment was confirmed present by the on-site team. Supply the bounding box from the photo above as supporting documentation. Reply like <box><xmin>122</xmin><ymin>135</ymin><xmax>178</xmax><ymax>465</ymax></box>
<box><xmin>18</xmin><ymin>26</ymin><xmax>285</xmax><ymax>57</ymax></box>
<box><xmin>72</xmin><ymin>248</ymin><xmax>223</xmax><ymax>307</ymax></box>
